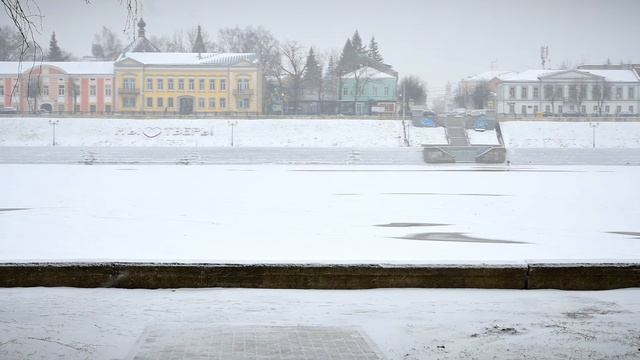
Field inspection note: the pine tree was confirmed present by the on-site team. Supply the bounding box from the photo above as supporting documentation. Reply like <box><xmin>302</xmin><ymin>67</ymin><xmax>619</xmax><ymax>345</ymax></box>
<box><xmin>192</xmin><ymin>25</ymin><xmax>206</xmax><ymax>53</ymax></box>
<box><xmin>303</xmin><ymin>47</ymin><xmax>321</xmax><ymax>86</ymax></box>
<box><xmin>338</xmin><ymin>39</ymin><xmax>357</xmax><ymax>73</ymax></box>
<box><xmin>47</xmin><ymin>32</ymin><xmax>64</xmax><ymax>61</ymax></box>
<box><xmin>324</xmin><ymin>55</ymin><xmax>338</xmax><ymax>101</ymax></box>
<box><xmin>351</xmin><ymin>30</ymin><xmax>365</xmax><ymax>55</ymax></box>
<box><xmin>368</xmin><ymin>37</ymin><xmax>383</xmax><ymax>63</ymax></box>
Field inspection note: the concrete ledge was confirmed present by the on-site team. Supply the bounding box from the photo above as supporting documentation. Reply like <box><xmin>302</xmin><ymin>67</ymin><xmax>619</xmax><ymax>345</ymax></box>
<box><xmin>423</xmin><ymin>147</ymin><xmax>455</xmax><ymax>163</ymax></box>
<box><xmin>527</xmin><ymin>263</ymin><xmax>640</xmax><ymax>290</ymax></box>
<box><xmin>0</xmin><ymin>263</ymin><xmax>527</xmax><ymax>289</ymax></box>
<box><xmin>476</xmin><ymin>147</ymin><xmax>506</xmax><ymax>163</ymax></box>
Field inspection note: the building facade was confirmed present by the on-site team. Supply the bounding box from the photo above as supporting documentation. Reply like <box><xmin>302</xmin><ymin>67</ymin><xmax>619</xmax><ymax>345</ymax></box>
<box><xmin>0</xmin><ymin>62</ymin><xmax>114</xmax><ymax>113</ymax></box>
<box><xmin>339</xmin><ymin>66</ymin><xmax>398</xmax><ymax>115</ymax></box>
<box><xmin>114</xmin><ymin>52</ymin><xmax>262</xmax><ymax>115</ymax></box>
<box><xmin>496</xmin><ymin>69</ymin><xmax>640</xmax><ymax>116</ymax></box>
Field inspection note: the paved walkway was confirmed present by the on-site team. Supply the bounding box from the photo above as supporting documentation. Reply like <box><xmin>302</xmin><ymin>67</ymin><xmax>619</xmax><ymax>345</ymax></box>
<box><xmin>129</xmin><ymin>326</ymin><xmax>383</xmax><ymax>360</ymax></box>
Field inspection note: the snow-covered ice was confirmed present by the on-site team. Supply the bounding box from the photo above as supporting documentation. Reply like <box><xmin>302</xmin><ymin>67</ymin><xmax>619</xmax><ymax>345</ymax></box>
<box><xmin>1</xmin><ymin>287</ymin><xmax>638</xmax><ymax>359</ymax></box>
<box><xmin>1</xmin><ymin>164</ymin><xmax>639</xmax><ymax>263</ymax></box>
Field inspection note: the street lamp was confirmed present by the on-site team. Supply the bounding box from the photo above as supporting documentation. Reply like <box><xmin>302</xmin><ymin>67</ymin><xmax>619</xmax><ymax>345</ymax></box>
<box><xmin>227</xmin><ymin>120</ymin><xmax>238</xmax><ymax>147</ymax></box>
<box><xmin>589</xmin><ymin>122</ymin><xmax>599</xmax><ymax>148</ymax></box>
<box><xmin>48</xmin><ymin>119</ymin><xmax>59</xmax><ymax>146</ymax></box>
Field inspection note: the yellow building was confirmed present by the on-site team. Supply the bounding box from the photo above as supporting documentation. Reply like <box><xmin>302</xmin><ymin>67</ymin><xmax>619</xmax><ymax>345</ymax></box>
<box><xmin>114</xmin><ymin>20</ymin><xmax>262</xmax><ymax>115</ymax></box>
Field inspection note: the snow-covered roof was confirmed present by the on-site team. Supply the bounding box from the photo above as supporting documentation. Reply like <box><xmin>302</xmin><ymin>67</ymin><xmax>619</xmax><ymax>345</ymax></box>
<box><xmin>117</xmin><ymin>52</ymin><xmax>259</xmax><ymax>66</ymax></box>
<box><xmin>578</xmin><ymin>69</ymin><xmax>640</xmax><ymax>82</ymax></box>
<box><xmin>463</xmin><ymin>70</ymin><xmax>514</xmax><ymax>81</ymax></box>
<box><xmin>500</xmin><ymin>69</ymin><xmax>561</xmax><ymax>82</ymax></box>
<box><xmin>501</xmin><ymin>69</ymin><xmax>640</xmax><ymax>83</ymax></box>
<box><xmin>0</xmin><ymin>61</ymin><xmax>114</xmax><ymax>75</ymax></box>
<box><xmin>342</xmin><ymin>66</ymin><xmax>396</xmax><ymax>79</ymax></box>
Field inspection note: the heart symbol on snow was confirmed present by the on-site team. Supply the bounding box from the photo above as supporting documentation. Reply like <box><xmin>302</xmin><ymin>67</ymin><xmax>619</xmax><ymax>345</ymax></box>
<box><xmin>143</xmin><ymin>127</ymin><xmax>162</xmax><ymax>138</ymax></box>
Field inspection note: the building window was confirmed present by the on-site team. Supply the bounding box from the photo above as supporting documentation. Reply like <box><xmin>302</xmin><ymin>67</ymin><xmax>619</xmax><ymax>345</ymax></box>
<box><xmin>556</xmin><ymin>86</ymin><xmax>563</xmax><ymax>98</ymax></box>
<box><xmin>508</xmin><ymin>86</ymin><xmax>516</xmax><ymax>99</ymax></box>
<box><xmin>521</xmin><ymin>87</ymin><xmax>528</xmax><ymax>99</ymax></box>
<box><xmin>629</xmin><ymin>87</ymin><xmax>635</xmax><ymax>100</ymax></box>
<box><xmin>157</xmin><ymin>97</ymin><xmax>163</xmax><ymax>107</ymax></box>
<box><xmin>189</xmin><ymin>79</ymin><xmax>195</xmax><ymax>91</ymax></box>
<box><xmin>146</xmin><ymin>78</ymin><xmax>153</xmax><ymax>90</ymax></box>
<box><xmin>123</xmin><ymin>97</ymin><xmax>136</xmax><ymax>108</ymax></box>
<box><xmin>209</xmin><ymin>98</ymin><xmax>215</xmax><ymax>108</ymax></box>
<box><xmin>558</xmin><ymin>105</ymin><xmax>563</xmax><ymax>114</ymax></box>
<box><xmin>90</xmin><ymin>104</ymin><xmax>96</xmax><ymax>113</ymax></box>
<box><xmin>209</xmin><ymin>79</ymin><xmax>216</xmax><ymax>91</ymax></box>
<box><xmin>105</xmin><ymin>85</ymin><xmax>112</xmax><ymax>96</ymax></box>
<box><xmin>508</xmin><ymin>103</ymin><xmax>515</xmax><ymax>113</ymax></box>
<box><xmin>123</xmin><ymin>78</ymin><xmax>135</xmax><ymax>90</ymax></box>
<box><xmin>616</xmin><ymin>87</ymin><xmax>623</xmax><ymax>99</ymax></box>
<box><xmin>581</xmin><ymin>105</ymin><xmax>586</xmax><ymax>114</ymax></box>
<box><xmin>605</xmin><ymin>105</ymin><xmax>610</xmax><ymax>113</ymax></box>
<box><xmin>90</xmin><ymin>85</ymin><xmax>96</xmax><ymax>96</ymax></box>
<box><xmin>199</xmin><ymin>78</ymin><xmax>205</xmax><ymax>91</ymax></box>
<box><xmin>343</xmin><ymin>87</ymin><xmax>348</xmax><ymax>96</ymax></box>
<box><xmin>521</xmin><ymin>105</ymin><xmax>527</xmax><ymax>114</ymax></box>
<box><xmin>533</xmin><ymin>87</ymin><xmax>539</xmax><ymax>99</ymax></box>
<box><xmin>220</xmin><ymin>79</ymin><xmax>226</xmax><ymax>91</ymax></box>
<box><xmin>157</xmin><ymin>78</ymin><xmax>164</xmax><ymax>90</ymax></box>
<box><xmin>629</xmin><ymin>105</ymin><xmax>634</xmax><ymax>113</ymax></box>
<box><xmin>146</xmin><ymin>97</ymin><xmax>153</xmax><ymax>107</ymax></box>
<box><xmin>0</xmin><ymin>85</ymin><xmax>3</xmax><ymax>96</ymax></box>
<box><xmin>168</xmin><ymin>97</ymin><xmax>174</xmax><ymax>108</ymax></box>
<box><xmin>593</xmin><ymin>105</ymin><xmax>599</xmax><ymax>113</ymax></box>
<box><xmin>373</xmin><ymin>87</ymin><xmax>378</xmax><ymax>96</ymax></box>
<box><xmin>533</xmin><ymin>105</ymin><xmax>539</xmax><ymax>113</ymax></box>
<box><xmin>168</xmin><ymin>78</ymin><xmax>174</xmax><ymax>90</ymax></box>
<box><xmin>58</xmin><ymin>85</ymin><xmax>65</xmax><ymax>96</ymax></box>
<box><xmin>616</xmin><ymin>105</ymin><xmax>622</xmax><ymax>114</ymax></box>
<box><xmin>384</xmin><ymin>87</ymin><xmax>389</xmax><ymax>96</ymax></box>
<box><xmin>237</xmin><ymin>79</ymin><xmax>249</xmax><ymax>90</ymax></box>
<box><xmin>105</xmin><ymin>104</ymin><xmax>112</xmax><ymax>112</ymax></box>
<box><xmin>198</xmin><ymin>97</ymin><xmax>205</xmax><ymax>108</ymax></box>
<box><xmin>178</xmin><ymin>79</ymin><xmax>184</xmax><ymax>90</ymax></box>
<box><xmin>220</xmin><ymin>97</ymin><xmax>226</xmax><ymax>109</ymax></box>
<box><xmin>42</xmin><ymin>85</ymin><xmax>49</xmax><ymax>96</ymax></box>
<box><xmin>545</xmin><ymin>105</ymin><xmax>551</xmax><ymax>112</ymax></box>
<box><xmin>238</xmin><ymin>98</ymin><xmax>250</xmax><ymax>109</ymax></box>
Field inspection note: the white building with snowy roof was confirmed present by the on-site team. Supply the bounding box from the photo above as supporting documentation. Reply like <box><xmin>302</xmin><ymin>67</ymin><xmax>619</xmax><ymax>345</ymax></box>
<box><xmin>496</xmin><ymin>69</ymin><xmax>640</xmax><ymax>116</ymax></box>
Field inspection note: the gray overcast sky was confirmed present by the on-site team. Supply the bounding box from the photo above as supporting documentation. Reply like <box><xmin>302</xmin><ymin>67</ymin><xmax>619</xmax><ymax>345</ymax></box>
<box><xmin>3</xmin><ymin>0</ymin><xmax>640</xmax><ymax>95</ymax></box>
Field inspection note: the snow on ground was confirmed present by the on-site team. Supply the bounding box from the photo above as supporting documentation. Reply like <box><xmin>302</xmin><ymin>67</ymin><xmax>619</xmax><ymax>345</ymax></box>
<box><xmin>0</xmin><ymin>117</ymin><xmax>447</xmax><ymax>147</ymax></box>
<box><xmin>1</xmin><ymin>287</ymin><xmax>638</xmax><ymax>359</ymax></box>
<box><xmin>466</xmin><ymin>129</ymin><xmax>500</xmax><ymax>145</ymax></box>
<box><xmin>501</xmin><ymin>121</ymin><xmax>640</xmax><ymax>148</ymax></box>
<box><xmin>1</xmin><ymin>164</ymin><xmax>639</xmax><ymax>263</ymax></box>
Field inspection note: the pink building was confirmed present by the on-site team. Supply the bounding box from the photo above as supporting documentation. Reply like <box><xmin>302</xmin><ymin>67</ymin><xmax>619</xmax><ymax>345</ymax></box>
<box><xmin>0</xmin><ymin>62</ymin><xmax>114</xmax><ymax>114</ymax></box>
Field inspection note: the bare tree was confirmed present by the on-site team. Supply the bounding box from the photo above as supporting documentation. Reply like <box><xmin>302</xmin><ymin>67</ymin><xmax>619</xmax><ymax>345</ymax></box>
<box><xmin>280</xmin><ymin>41</ymin><xmax>307</xmax><ymax>114</ymax></box>
<box><xmin>91</xmin><ymin>26</ymin><xmax>123</xmax><ymax>60</ymax></box>
<box><xmin>592</xmin><ymin>80</ymin><xmax>611</xmax><ymax>115</ymax></box>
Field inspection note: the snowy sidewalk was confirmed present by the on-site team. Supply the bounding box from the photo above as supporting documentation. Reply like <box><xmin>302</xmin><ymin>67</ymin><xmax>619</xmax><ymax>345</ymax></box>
<box><xmin>1</xmin><ymin>287</ymin><xmax>638</xmax><ymax>359</ymax></box>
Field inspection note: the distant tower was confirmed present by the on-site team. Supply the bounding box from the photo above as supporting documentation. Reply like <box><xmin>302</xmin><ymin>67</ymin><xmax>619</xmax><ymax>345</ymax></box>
<box><xmin>192</xmin><ymin>25</ymin><xmax>207</xmax><ymax>58</ymax></box>
<box><xmin>540</xmin><ymin>46</ymin><xmax>549</xmax><ymax>69</ymax></box>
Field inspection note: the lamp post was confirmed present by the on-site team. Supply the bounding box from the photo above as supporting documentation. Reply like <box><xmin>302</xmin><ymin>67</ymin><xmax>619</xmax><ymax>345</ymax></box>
<box><xmin>227</xmin><ymin>120</ymin><xmax>238</xmax><ymax>147</ymax></box>
<box><xmin>590</xmin><ymin>122</ymin><xmax>598</xmax><ymax>148</ymax></box>
<box><xmin>48</xmin><ymin>119</ymin><xmax>59</xmax><ymax>146</ymax></box>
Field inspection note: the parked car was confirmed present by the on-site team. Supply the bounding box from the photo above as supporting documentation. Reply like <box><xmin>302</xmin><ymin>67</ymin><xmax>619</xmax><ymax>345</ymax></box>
<box><xmin>618</xmin><ymin>111</ymin><xmax>634</xmax><ymax>117</ymax></box>
<box><xmin>0</xmin><ymin>107</ymin><xmax>18</xmax><ymax>114</ymax></box>
<box><xmin>412</xmin><ymin>110</ymin><xmax>439</xmax><ymax>127</ymax></box>
<box><xmin>562</xmin><ymin>110</ymin><xmax>581</xmax><ymax>117</ymax></box>
<box><xmin>473</xmin><ymin>116</ymin><xmax>488</xmax><ymax>132</ymax></box>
